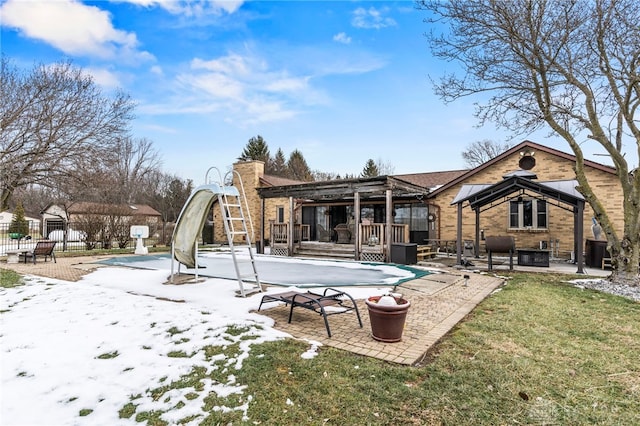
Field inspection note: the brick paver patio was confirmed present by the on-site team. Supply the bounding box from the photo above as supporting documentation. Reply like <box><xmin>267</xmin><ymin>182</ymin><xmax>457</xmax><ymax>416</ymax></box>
<box><xmin>257</xmin><ymin>272</ymin><xmax>503</xmax><ymax>365</ymax></box>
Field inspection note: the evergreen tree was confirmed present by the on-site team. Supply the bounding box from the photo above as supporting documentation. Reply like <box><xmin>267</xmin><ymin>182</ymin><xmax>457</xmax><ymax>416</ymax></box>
<box><xmin>361</xmin><ymin>159</ymin><xmax>380</xmax><ymax>177</ymax></box>
<box><xmin>286</xmin><ymin>150</ymin><xmax>313</xmax><ymax>181</ymax></box>
<box><xmin>238</xmin><ymin>135</ymin><xmax>270</xmax><ymax>164</ymax></box>
<box><xmin>268</xmin><ymin>148</ymin><xmax>288</xmax><ymax>176</ymax></box>
<box><xmin>8</xmin><ymin>201</ymin><xmax>29</xmax><ymax>236</ymax></box>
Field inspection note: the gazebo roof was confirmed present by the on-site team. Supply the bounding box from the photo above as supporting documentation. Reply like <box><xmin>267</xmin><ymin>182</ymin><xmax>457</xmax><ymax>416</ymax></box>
<box><xmin>257</xmin><ymin>175</ymin><xmax>429</xmax><ymax>201</ymax></box>
<box><xmin>451</xmin><ymin>172</ymin><xmax>584</xmax><ymax>211</ymax></box>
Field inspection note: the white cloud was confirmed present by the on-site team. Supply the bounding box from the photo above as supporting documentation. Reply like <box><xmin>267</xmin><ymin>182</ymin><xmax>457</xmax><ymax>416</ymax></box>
<box><xmin>352</xmin><ymin>6</ymin><xmax>397</xmax><ymax>30</ymax></box>
<box><xmin>0</xmin><ymin>0</ymin><xmax>153</xmax><ymax>62</ymax></box>
<box><xmin>117</xmin><ymin>0</ymin><xmax>244</xmax><ymax>16</ymax></box>
<box><xmin>84</xmin><ymin>67</ymin><xmax>122</xmax><ymax>89</ymax></box>
<box><xmin>150</xmin><ymin>65</ymin><xmax>164</xmax><ymax>76</ymax></box>
<box><xmin>140</xmin><ymin>123</ymin><xmax>179</xmax><ymax>134</ymax></box>
<box><xmin>144</xmin><ymin>51</ymin><xmax>316</xmax><ymax>124</ymax></box>
<box><xmin>143</xmin><ymin>44</ymin><xmax>382</xmax><ymax>125</ymax></box>
<box><xmin>333</xmin><ymin>32</ymin><xmax>352</xmax><ymax>44</ymax></box>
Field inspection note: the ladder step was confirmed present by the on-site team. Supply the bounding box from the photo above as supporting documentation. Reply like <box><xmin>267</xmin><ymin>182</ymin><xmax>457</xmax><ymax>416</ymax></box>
<box><xmin>235</xmin><ymin>287</ymin><xmax>262</xmax><ymax>297</ymax></box>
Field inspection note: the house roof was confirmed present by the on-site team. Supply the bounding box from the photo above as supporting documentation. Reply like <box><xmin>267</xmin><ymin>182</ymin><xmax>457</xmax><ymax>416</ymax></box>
<box><xmin>260</xmin><ymin>174</ymin><xmax>305</xmax><ymax>187</ymax></box>
<box><xmin>66</xmin><ymin>202</ymin><xmax>161</xmax><ymax>216</ymax></box>
<box><xmin>429</xmin><ymin>140</ymin><xmax>616</xmax><ymax>198</ymax></box>
<box><xmin>394</xmin><ymin>170</ymin><xmax>469</xmax><ymax>191</ymax></box>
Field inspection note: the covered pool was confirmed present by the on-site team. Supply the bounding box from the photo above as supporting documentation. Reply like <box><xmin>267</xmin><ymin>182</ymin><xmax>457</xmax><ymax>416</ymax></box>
<box><xmin>98</xmin><ymin>252</ymin><xmax>431</xmax><ymax>288</ymax></box>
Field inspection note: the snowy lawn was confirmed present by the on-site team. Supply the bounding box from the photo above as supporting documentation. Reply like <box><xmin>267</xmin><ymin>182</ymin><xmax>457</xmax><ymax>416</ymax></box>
<box><xmin>1</xmin><ymin>266</ymin><xmax>390</xmax><ymax>425</ymax></box>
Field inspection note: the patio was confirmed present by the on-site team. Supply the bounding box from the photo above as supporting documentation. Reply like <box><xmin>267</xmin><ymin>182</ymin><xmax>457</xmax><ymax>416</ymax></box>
<box><xmin>256</xmin><ymin>271</ymin><xmax>503</xmax><ymax>365</ymax></box>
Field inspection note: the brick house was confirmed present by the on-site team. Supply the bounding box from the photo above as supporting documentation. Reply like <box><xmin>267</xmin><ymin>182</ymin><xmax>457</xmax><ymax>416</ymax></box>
<box><xmin>215</xmin><ymin>140</ymin><xmax>622</xmax><ymax>264</ymax></box>
<box><xmin>416</xmin><ymin>140</ymin><xmax>620</xmax><ymax>260</ymax></box>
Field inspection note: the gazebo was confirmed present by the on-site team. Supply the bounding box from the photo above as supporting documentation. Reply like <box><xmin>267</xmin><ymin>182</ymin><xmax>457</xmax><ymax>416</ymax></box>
<box><xmin>450</xmin><ymin>170</ymin><xmax>587</xmax><ymax>274</ymax></box>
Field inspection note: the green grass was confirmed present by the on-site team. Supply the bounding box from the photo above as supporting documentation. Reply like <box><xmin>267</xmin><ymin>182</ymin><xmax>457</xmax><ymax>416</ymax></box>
<box><xmin>0</xmin><ymin>268</ymin><xmax>23</xmax><ymax>288</ymax></box>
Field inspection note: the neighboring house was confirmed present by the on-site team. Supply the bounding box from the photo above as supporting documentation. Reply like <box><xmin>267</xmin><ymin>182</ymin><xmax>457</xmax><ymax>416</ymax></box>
<box><xmin>0</xmin><ymin>209</ymin><xmax>42</xmax><ymax>235</ymax></box>
<box><xmin>42</xmin><ymin>202</ymin><xmax>162</xmax><ymax>240</ymax></box>
<box><xmin>213</xmin><ymin>140</ymin><xmax>623</xmax><ymax>265</ymax></box>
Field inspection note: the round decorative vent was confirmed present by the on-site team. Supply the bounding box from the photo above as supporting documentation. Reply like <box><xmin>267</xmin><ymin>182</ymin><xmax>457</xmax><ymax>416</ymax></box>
<box><xmin>519</xmin><ymin>155</ymin><xmax>536</xmax><ymax>170</ymax></box>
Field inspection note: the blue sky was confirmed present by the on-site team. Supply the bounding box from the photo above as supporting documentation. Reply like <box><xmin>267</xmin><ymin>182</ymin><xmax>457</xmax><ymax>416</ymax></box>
<box><xmin>2</xmin><ymin>0</ymin><xmax>579</xmax><ymax>183</ymax></box>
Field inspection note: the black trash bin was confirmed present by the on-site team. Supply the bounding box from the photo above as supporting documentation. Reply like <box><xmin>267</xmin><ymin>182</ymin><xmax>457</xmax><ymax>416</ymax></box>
<box><xmin>391</xmin><ymin>243</ymin><xmax>418</xmax><ymax>265</ymax></box>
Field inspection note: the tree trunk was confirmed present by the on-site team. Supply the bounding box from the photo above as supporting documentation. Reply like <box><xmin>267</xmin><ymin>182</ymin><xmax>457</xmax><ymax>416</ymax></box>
<box><xmin>609</xmin><ymin>237</ymin><xmax>640</xmax><ymax>286</ymax></box>
<box><xmin>1</xmin><ymin>189</ymin><xmax>13</xmax><ymax>211</ymax></box>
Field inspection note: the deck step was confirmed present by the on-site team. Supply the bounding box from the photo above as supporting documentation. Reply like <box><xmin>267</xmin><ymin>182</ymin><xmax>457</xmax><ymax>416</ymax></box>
<box><xmin>293</xmin><ymin>244</ymin><xmax>356</xmax><ymax>260</ymax></box>
<box><xmin>295</xmin><ymin>250</ymin><xmax>355</xmax><ymax>260</ymax></box>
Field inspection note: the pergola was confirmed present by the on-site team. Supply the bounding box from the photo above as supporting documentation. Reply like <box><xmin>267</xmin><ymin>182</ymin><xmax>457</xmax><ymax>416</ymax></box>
<box><xmin>450</xmin><ymin>170</ymin><xmax>587</xmax><ymax>274</ymax></box>
<box><xmin>257</xmin><ymin>175</ymin><xmax>429</xmax><ymax>259</ymax></box>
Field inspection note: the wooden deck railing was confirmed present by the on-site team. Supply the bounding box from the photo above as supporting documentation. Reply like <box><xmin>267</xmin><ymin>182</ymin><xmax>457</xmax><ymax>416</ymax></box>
<box><xmin>269</xmin><ymin>222</ymin><xmax>408</xmax><ymax>262</ymax></box>
<box><xmin>269</xmin><ymin>223</ymin><xmax>310</xmax><ymax>245</ymax></box>
<box><xmin>359</xmin><ymin>223</ymin><xmax>408</xmax><ymax>246</ymax></box>
<box><xmin>270</xmin><ymin>223</ymin><xmax>288</xmax><ymax>244</ymax></box>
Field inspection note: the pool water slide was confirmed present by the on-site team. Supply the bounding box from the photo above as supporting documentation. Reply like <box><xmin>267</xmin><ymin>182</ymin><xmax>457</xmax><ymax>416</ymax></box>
<box><xmin>172</xmin><ymin>183</ymin><xmax>239</xmax><ymax>268</ymax></box>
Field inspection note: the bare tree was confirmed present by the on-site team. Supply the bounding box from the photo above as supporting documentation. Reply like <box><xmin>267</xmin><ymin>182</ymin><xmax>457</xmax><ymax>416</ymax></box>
<box><xmin>105</xmin><ymin>136</ymin><xmax>162</xmax><ymax>203</ymax></box>
<box><xmin>462</xmin><ymin>140</ymin><xmax>515</xmax><ymax>168</ymax></box>
<box><xmin>144</xmin><ymin>172</ymin><xmax>193</xmax><ymax>243</ymax></box>
<box><xmin>375</xmin><ymin>158</ymin><xmax>395</xmax><ymax>175</ymax></box>
<box><xmin>0</xmin><ymin>57</ymin><xmax>135</xmax><ymax>210</ymax></box>
<box><xmin>419</xmin><ymin>0</ymin><xmax>640</xmax><ymax>285</ymax></box>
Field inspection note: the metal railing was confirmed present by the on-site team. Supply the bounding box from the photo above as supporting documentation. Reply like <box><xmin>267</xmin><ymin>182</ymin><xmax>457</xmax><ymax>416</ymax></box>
<box><xmin>0</xmin><ymin>222</ymin><xmax>161</xmax><ymax>255</ymax></box>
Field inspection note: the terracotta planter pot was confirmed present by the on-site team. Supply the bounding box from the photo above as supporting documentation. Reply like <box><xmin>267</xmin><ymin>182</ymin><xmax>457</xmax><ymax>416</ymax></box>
<box><xmin>365</xmin><ymin>296</ymin><xmax>410</xmax><ymax>343</ymax></box>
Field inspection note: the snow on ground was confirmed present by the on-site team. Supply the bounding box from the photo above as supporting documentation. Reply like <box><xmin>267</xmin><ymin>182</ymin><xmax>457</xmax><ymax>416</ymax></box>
<box><xmin>1</xmin><ymin>262</ymin><xmax>396</xmax><ymax>425</ymax></box>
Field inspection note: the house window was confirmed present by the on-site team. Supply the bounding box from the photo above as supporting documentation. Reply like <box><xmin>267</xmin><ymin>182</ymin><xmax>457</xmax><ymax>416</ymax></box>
<box><xmin>509</xmin><ymin>199</ymin><xmax>547</xmax><ymax>229</ymax></box>
<box><xmin>276</xmin><ymin>206</ymin><xmax>284</xmax><ymax>223</ymax></box>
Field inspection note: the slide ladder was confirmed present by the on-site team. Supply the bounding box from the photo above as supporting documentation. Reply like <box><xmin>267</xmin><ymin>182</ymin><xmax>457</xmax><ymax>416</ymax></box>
<box><xmin>215</xmin><ymin>169</ymin><xmax>262</xmax><ymax>297</ymax></box>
